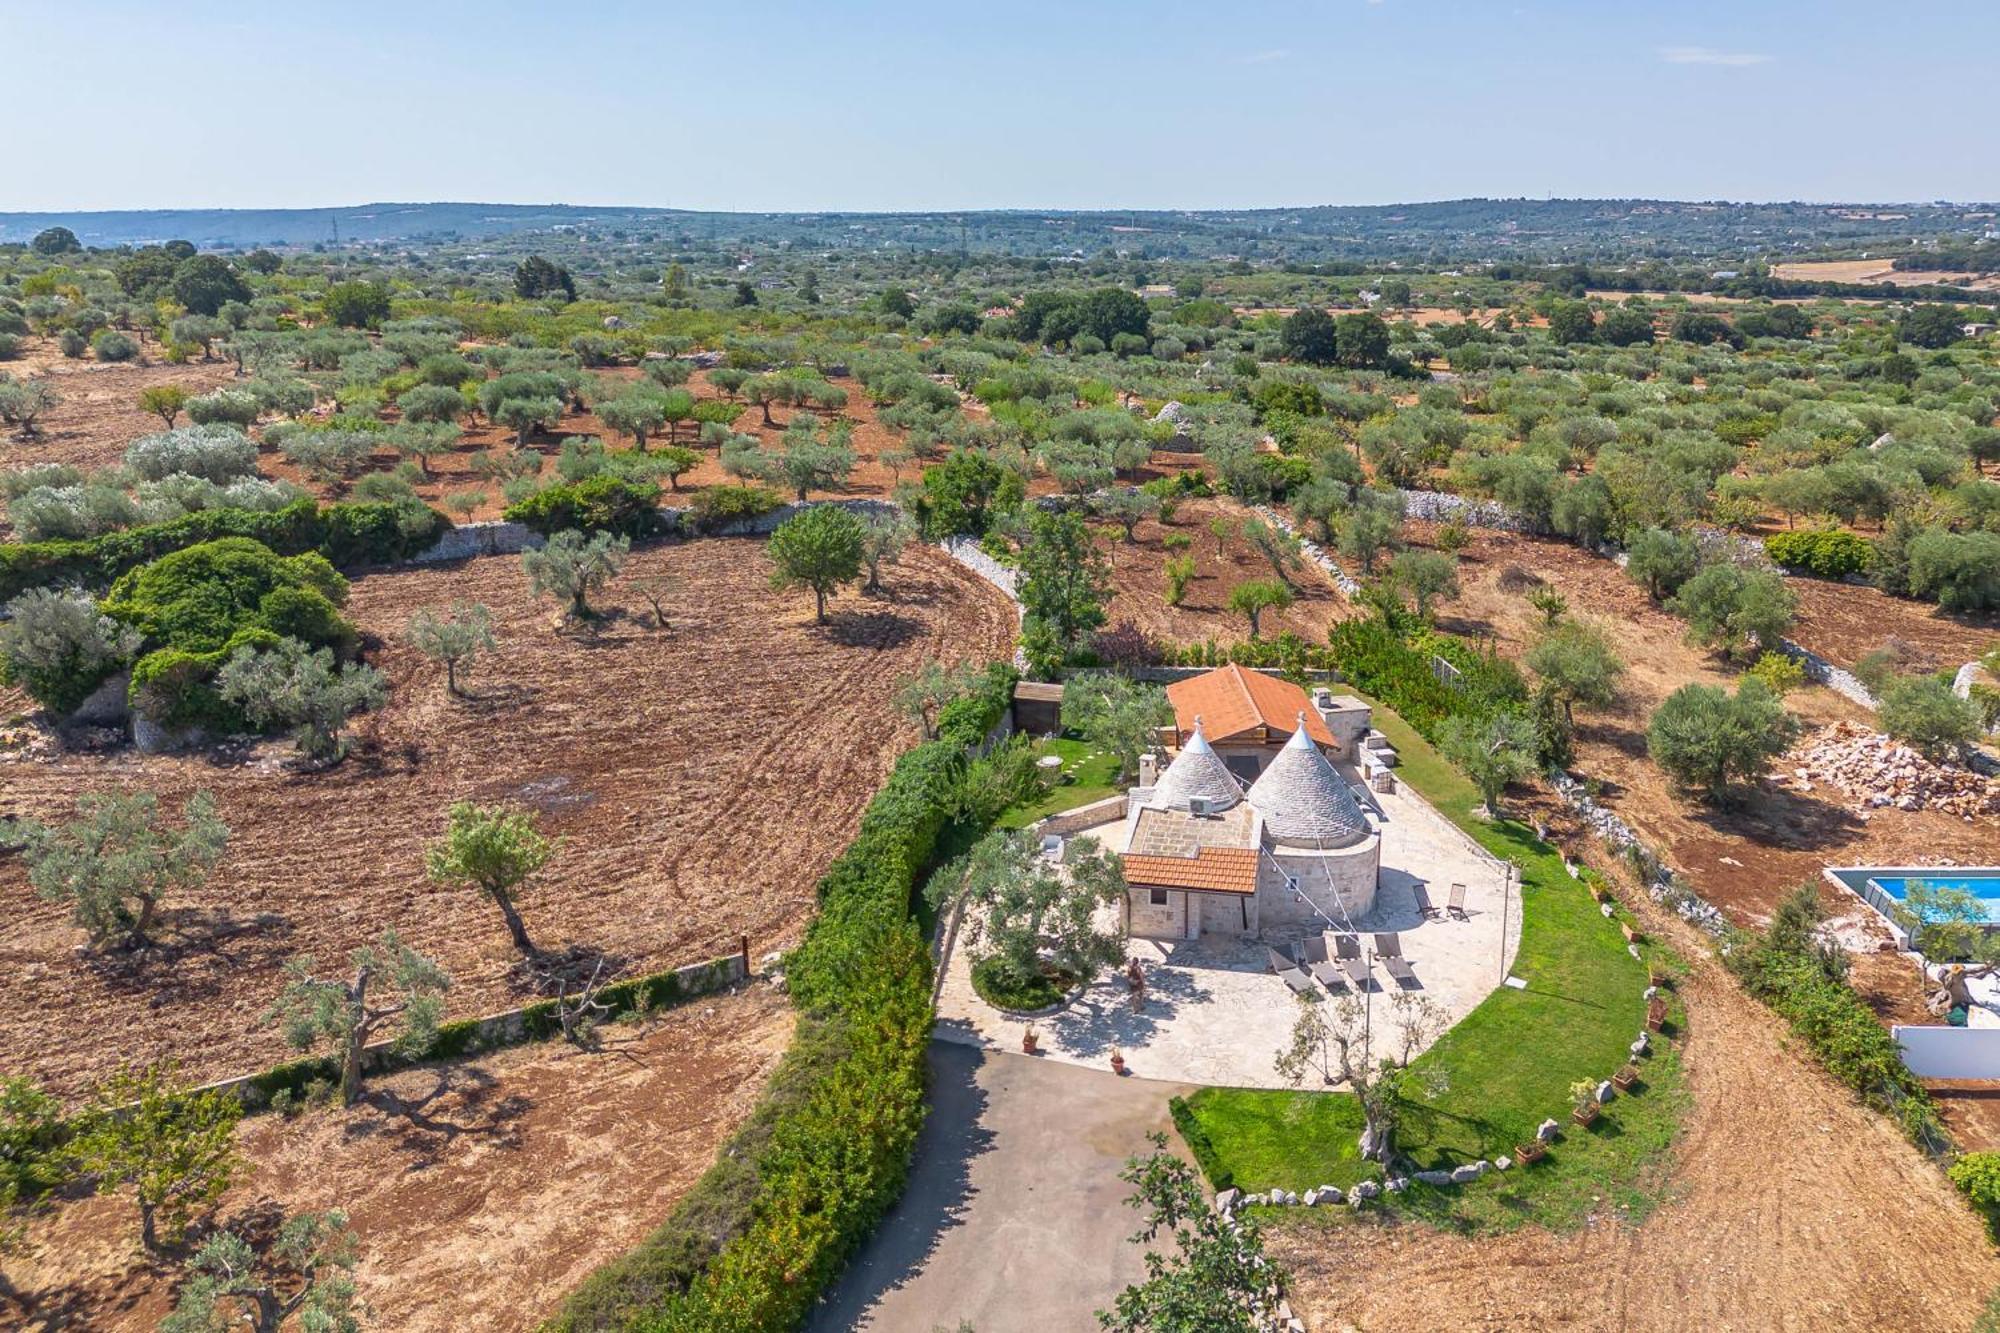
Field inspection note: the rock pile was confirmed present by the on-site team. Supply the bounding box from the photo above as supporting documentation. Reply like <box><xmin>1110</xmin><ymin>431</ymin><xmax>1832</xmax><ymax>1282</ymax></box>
<box><xmin>1782</xmin><ymin>722</ymin><xmax>2000</xmax><ymax>818</ymax></box>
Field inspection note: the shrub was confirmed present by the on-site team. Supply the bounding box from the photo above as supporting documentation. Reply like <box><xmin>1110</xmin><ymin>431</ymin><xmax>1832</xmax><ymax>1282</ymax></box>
<box><xmin>1647</xmin><ymin>677</ymin><xmax>1800</xmax><ymax>801</ymax></box>
<box><xmin>688</xmin><ymin>483</ymin><xmax>783</xmax><ymax>534</ymax></box>
<box><xmin>1746</xmin><ymin>651</ymin><xmax>1806</xmax><ymax>696</ymax></box>
<box><xmin>1906</xmin><ymin>529</ymin><xmax>2000</xmax><ymax>614</ymax></box>
<box><xmin>1950</xmin><ymin>1152</ymin><xmax>2000</xmax><ymax>1238</ymax></box>
<box><xmin>1764</xmin><ymin>528</ymin><xmax>1874</xmax><ymax>579</ymax></box>
<box><xmin>1877</xmin><ymin>675</ymin><xmax>1983</xmax><ymax>761</ymax></box>
<box><xmin>183</xmin><ymin>388</ymin><xmax>261</xmax><ymax>428</ymax></box>
<box><xmin>503</xmin><ymin>475</ymin><xmax>660</xmax><ymax>539</ymax></box>
<box><xmin>0</xmin><ymin>587</ymin><xmax>143</xmax><ymax>714</ymax></box>
<box><xmin>92</xmin><ymin>329</ymin><xmax>139</xmax><ymax>362</ymax></box>
<box><xmin>125</xmin><ymin>424</ymin><xmax>260</xmax><ymax>483</ymax></box>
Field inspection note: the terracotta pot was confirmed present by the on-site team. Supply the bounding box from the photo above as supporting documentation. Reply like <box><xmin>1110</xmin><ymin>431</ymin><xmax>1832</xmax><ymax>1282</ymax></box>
<box><xmin>1572</xmin><ymin>1103</ymin><xmax>1600</xmax><ymax>1126</ymax></box>
<box><xmin>1515</xmin><ymin>1141</ymin><xmax>1546</xmax><ymax>1164</ymax></box>
<box><xmin>1613</xmin><ymin>1066</ymin><xmax>1639</xmax><ymax>1091</ymax></box>
<box><xmin>1110</xmin><ymin>1052</ymin><xmax>1126</xmax><ymax>1074</ymax></box>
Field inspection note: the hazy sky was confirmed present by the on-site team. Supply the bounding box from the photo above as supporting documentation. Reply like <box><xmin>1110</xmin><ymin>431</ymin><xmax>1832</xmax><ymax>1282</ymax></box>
<box><xmin>5</xmin><ymin>0</ymin><xmax>1996</xmax><ymax>212</ymax></box>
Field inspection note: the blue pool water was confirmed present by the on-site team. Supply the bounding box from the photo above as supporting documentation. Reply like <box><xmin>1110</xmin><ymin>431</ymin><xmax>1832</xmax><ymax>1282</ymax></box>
<box><xmin>1868</xmin><ymin>876</ymin><xmax>2000</xmax><ymax>922</ymax></box>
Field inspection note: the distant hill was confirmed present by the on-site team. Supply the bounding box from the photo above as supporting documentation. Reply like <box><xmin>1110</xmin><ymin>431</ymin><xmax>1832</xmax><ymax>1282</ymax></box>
<box><xmin>4</xmin><ymin>198</ymin><xmax>1997</xmax><ymax>262</ymax></box>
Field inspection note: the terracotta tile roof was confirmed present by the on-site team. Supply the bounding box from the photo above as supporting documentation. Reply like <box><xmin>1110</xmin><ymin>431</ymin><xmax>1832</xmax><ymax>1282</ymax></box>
<box><xmin>1123</xmin><ymin>847</ymin><xmax>1260</xmax><ymax>894</ymax></box>
<box><xmin>1167</xmin><ymin>664</ymin><xmax>1333</xmax><ymax>746</ymax></box>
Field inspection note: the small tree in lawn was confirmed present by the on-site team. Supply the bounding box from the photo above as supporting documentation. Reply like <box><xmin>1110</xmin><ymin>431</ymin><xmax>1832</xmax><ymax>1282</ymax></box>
<box><xmin>523</xmin><ymin>529</ymin><xmax>630</xmax><ymax>620</ymax></box>
<box><xmin>1061</xmin><ymin>672</ymin><xmax>1171</xmax><ymax>781</ymax></box>
<box><xmin>424</xmin><ymin>802</ymin><xmax>555</xmax><ymax>958</ymax></box>
<box><xmin>1227</xmin><ymin>578</ymin><xmax>1292</xmax><ymax>639</ymax></box>
<box><xmin>930</xmin><ymin>828</ymin><xmax>1128</xmax><ymax>1001</ymax></box>
<box><xmin>894</xmin><ymin>661</ymin><xmax>981</xmax><ymax>740</ymax></box>
<box><xmin>140</xmin><ymin>384</ymin><xmax>189</xmax><ymax>428</ymax></box>
<box><xmin>162</xmin><ymin>1208</ymin><xmax>361</xmax><ymax>1333</ymax></box>
<box><xmin>267</xmin><ymin>930</ymin><xmax>449</xmax><ymax>1105</ymax></box>
<box><xmin>405</xmin><ymin>601</ymin><xmax>496</xmax><ymax>696</ymax></box>
<box><xmin>858</xmin><ymin>509</ymin><xmax>915</xmax><ymax>593</ymax></box>
<box><xmin>1274</xmin><ymin>989</ymin><xmax>1448</xmax><ymax>1164</ymax></box>
<box><xmin>11</xmin><ymin>791</ymin><xmax>227</xmax><ymax>951</ymax></box>
<box><xmin>767</xmin><ymin>504</ymin><xmax>864</xmax><ymax>623</ymax></box>
<box><xmin>73</xmin><ymin>1063</ymin><xmax>241</xmax><ymax>1252</ymax></box>
<box><xmin>1438</xmin><ymin>709</ymin><xmax>1539</xmax><ymax>818</ymax></box>
<box><xmin>217</xmin><ymin>638</ymin><xmax>387</xmax><ymax>762</ymax></box>
<box><xmin>1097</xmin><ymin>1134</ymin><xmax>1288</xmax><ymax>1333</ymax></box>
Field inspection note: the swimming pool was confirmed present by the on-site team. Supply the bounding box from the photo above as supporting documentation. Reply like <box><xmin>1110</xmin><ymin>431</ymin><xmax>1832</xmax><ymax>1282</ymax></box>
<box><xmin>1825</xmin><ymin>866</ymin><xmax>2000</xmax><ymax>938</ymax></box>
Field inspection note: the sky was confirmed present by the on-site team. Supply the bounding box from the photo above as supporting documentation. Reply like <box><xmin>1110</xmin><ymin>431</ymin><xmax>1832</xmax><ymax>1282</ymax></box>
<box><xmin>4</xmin><ymin>0</ymin><xmax>1997</xmax><ymax>213</ymax></box>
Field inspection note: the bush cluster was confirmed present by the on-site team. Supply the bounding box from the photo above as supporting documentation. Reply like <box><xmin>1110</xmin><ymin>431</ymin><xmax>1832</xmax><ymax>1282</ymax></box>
<box><xmin>687</xmin><ymin>483</ymin><xmax>784</xmax><ymax>534</ymax></box>
<box><xmin>502</xmin><ymin>475</ymin><xmax>662</xmax><ymax>538</ymax></box>
<box><xmin>552</xmin><ymin>665</ymin><xmax>1015</xmax><ymax>1333</ymax></box>
<box><xmin>0</xmin><ymin>498</ymin><xmax>448</xmax><ymax>601</ymax></box>
<box><xmin>1327</xmin><ymin>615</ymin><xmax>1528</xmax><ymax>741</ymax></box>
<box><xmin>1763</xmin><ymin>528</ymin><xmax>1874</xmax><ymax>579</ymax></box>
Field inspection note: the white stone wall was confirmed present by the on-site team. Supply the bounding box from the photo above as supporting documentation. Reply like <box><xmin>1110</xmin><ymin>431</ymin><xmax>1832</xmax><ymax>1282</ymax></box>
<box><xmin>1259</xmin><ymin>836</ymin><xmax>1380</xmax><ymax>932</ymax></box>
<box><xmin>1126</xmin><ymin>888</ymin><xmax>1190</xmax><ymax>940</ymax></box>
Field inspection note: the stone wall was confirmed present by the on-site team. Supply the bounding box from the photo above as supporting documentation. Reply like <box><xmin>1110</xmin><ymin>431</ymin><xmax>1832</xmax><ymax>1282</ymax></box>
<box><xmin>1545</xmin><ymin>769</ymin><xmax>1731</xmax><ymax>939</ymax></box>
<box><xmin>1251</xmin><ymin>504</ymin><xmax>1362</xmax><ymax>596</ymax></box>
<box><xmin>1038</xmin><ymin>793</ymin><xmax>1128</xmax><ymax>836</ymax></box>
<box><xmin>410</xmin><ymin>519</ymin><xmax>544</xmax><ymax>562</ymax></box>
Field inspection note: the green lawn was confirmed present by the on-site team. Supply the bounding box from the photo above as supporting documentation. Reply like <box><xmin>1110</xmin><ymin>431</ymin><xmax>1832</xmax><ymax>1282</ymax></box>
<box><xmin>1182</xmin><ymin>693</ymin><xmax>1682</xmax><ymax>1232</ymax></box>
<box><xmin>995</xmin><ymin>735</ymin><xmax>1124</xmax><ymax>830</ymax></box>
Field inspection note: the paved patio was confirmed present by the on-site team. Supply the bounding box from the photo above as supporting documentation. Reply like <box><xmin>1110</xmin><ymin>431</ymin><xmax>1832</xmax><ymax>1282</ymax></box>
<box><xmin>934</xmin><ymin>774</ymin><xmax>1520</xmax><ymax>1088</ymax></box>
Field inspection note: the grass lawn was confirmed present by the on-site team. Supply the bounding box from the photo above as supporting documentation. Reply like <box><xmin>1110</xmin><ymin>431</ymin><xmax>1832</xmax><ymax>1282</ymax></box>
<box><xmin>1182</xmin><ymin>693</ymin><xmax>1681</xmax><ymax>1232</ymax></box>
<box><xmin>994</xmin><ymin>734</ymin><xmax>1123</xmax><ymax>830</ymax></box>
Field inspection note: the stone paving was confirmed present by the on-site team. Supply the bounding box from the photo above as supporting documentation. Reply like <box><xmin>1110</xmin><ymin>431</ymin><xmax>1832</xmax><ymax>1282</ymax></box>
<box><xmin>934</xmin><ymin>776</ymin><xmax>1520</xmax><ymax>1088</ymax></box>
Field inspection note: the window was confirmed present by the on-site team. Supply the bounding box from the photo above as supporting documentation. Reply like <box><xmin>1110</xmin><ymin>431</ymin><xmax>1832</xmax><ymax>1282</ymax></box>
<box><xmin>1149</xmin><ymin>887</ymin><xmax>1169</xmax><ymax>906</ymax></box>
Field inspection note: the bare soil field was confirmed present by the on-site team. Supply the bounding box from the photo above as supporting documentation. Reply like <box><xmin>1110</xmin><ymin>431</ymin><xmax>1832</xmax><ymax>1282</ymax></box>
<box><xmin>1405</xmin><ymin>521</ymin><xmax>1994</xmax><ymax>932</ymax></box>
<box><xmin>0</xmin><ymin>539</ymin><xmax>1016</xmax><ymax>1096</ymax></box>
<box><xmin>0</xmin><ymin>982</ymin><xmax>792</xmax><ymax>1332</ymax></box>
<box><xmin>1098</xmin><ymin>497</ymin><xmax>1353</xmax><ymax>646</ymax></box>
<box><xmin>1270</xmin><ymin>878</ymin><xmax>2000</xmax><ymax>1332</ymax></box>
<box><xmin>1787</xmin><ymin>574</ymin><xmax>1996</xmax><ymax>672</ymax></box>
<box><xmin>1771</xmin><ymin>259</ymin><xmax>2000</xmax><ymax>291</ymax></box>
<box><xmin>1</xmin><ymin>335</ymin><xmax>236</xmax><ymax>478</ymax></box>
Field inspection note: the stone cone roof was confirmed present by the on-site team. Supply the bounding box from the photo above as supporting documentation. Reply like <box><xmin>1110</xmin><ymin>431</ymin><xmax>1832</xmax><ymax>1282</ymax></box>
<box><xmin>1150</xmin><ymin>722</ymin><xmax>1244</xmax><ymax>812</ymax></box>
<box><xmin>1248</xmin><ymin>720</ymin><xmax>1370</xmax><ymax>848</ymax></box>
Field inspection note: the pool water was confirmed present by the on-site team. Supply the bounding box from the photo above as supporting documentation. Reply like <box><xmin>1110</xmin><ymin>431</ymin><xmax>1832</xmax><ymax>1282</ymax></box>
<box><xmin>1868</xmin><ymin>876</ymin><xmax>2000</xmax><ymax>923</ymax></box>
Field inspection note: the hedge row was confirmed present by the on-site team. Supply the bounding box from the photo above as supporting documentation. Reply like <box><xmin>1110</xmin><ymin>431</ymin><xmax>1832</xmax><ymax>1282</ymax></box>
<box><xmin>504</xmin><ymin>476</ymin><xmax>663</xmax><ymax>539</ymax></box>
<box><xmin>549</xmin><ymin>663</ymin><xmax>1017</xmax><ymax>1333</ymax></box>
<box><xmin>0</xmin><ymin>498</ymin><xmax>449</xmax><ymax>601</ymax></box>
<box><xmin>1327</xmin><ymin>615</ymin><xmax>1526</xmax><ymax>740</ymax></box>
<box><xmin>1763</xmin><ymin>528</ymin><xmax>1874</xmax><ymax>579</ymax></box>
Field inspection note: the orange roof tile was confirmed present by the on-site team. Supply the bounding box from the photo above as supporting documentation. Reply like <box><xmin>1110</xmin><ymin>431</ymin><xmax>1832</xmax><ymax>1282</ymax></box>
<box><xmin>1123</xmin><ymin>847</ymin><xmax>1260</xmax><ymax>895</ymax></box>
<box><xmin>1167</xmin><ymin>664</ymin><xmax>1333</xmax><ymax>746</ymax></box>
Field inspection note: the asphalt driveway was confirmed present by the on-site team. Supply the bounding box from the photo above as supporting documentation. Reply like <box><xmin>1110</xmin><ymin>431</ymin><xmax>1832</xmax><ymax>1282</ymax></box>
<box><xmin>809</xmin><ymin>1041</ymin><xmax>1193</xmax><ymax>1332</ymax></box>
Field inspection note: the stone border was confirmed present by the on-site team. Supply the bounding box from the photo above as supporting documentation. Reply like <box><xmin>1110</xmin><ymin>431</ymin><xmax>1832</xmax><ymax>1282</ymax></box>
<box><xmin>1253</xmin><ymin>503</ymin><xmax>1362</xmax><ymax>596</ymax></box>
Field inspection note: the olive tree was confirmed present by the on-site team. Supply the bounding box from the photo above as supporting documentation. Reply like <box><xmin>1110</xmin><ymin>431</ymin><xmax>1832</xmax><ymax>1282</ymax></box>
<box><xmin>1877</xmin><ymin>675</ymin><xmax>1982</xmax><ymax>762</ymax></box>
<box><xmin>0</xmin><ymin>374</ymin><xmax>62</xmax><ymax>438</ymax></box>
<box><xmin>73</xmin><ymin>1063</ymin><xmax>241</xmax><ymax>1251</ymax></box>
<box><xmin>1228</xmin><ymin>578</ymin><xmax>1293</xmax><ymax>639</ymax></box>
<box><xmin>217</xmin><ymin>638</ymin><xmax>387</xmax><ymax>761</ymax></box>
<box><xmin>139</xmin><ymin>384</ymin><xmax>190</xmax><ymax>427</ymax></box>
<box><xmin>162</xmin><ymin>1209</ymin><xmax>360</xmax><ymax>1333</ymax></box>
<box><xmin>1437</xmin><ymin>709</ymin><xmax>1539</xmax><ymax>818</ymax></box>
<box><xmin>523</xmin><ymin>529</ymin><xmax>629</xmax><ymax>619</ymax></box>
<box><xmin>424</xmin><ymin>801</ymin><xmax>555</xmax><ymax>957</ymax></box>
<box><xmin>893</xmin><ymin>661</ymin><xmax>984</xmax><ymax>739</ymax></box>
<box><xmin>1273</xmin><ymin>988</ymin><xmax>1448</xmax><ymax>1164</ymax></box>
<box><xmin>10</xmin><ymin>791</ymin><xmax>227</xmax><ymax>951</ymax></box>
<box><xmin>1647</xmin><ymin>678</ymin><xmax>1800</xmax><ymax>803</ymax></box>
<box><xmin>859</xmin><ymin>509</ymin><xmax>915</xmax><ymax>592</ymax></box>
<box><xmin>1385</xmin><ymin>549</ymin><xmax>1459</xmax><ymax>619</ymax></box>
<box><xmin>598</xmin><ymin>389</ymin><xmax>669</xmax><ymax>451</ymax></box>
<box><xmin>928</xmin><ymin>828</ymin><xmax>1129</xmax><ymax>1000</ymax></box>
<box><xmin>1667</xmin><ymin>563</ymin><xmax>1795</xmax><ymax>663</ymax></box>
<box><xmin>767</xmin><ymin>504</ymin><xmax>863</xmax><ymax>623</ymax></box>
<box><xmin>0</xmin><ymin>588</ymin><xmax>143</xmax><ymax>715</ymax></box>
<box><xmin>267</xmin><ymin>930</ymin><xmax>449</xmax><ymax>1104</ymax></box>
<box><xmin>1060</xmin><ymin>671</ymin><xmax>1171</xmax><ymax>782</ymax></box>
<box><xmin>405</xmin><ymin>601</ymin><xmax>496</xmax><ymax>696</ymax></box>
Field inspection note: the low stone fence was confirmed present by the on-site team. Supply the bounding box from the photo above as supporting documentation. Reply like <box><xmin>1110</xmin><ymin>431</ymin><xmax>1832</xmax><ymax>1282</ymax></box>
<box><xmin>1395</xmin><ymin>488</ymin><xmax>1529</xmax><ymax>533</ymax></box>
<box><xmin>1777</xmin><ymin>639</ymin><xmax>1878</xmax><ymax>710</ymax></box>
<box><xmin>1037</xmin><ymin>793</ymin><xmax>1128</xmax><ymax>837</ymax></box>
<box><xmin>1252</xmin><ymin>504</ymin><xmax>1362</xmax><ymax>596</ymax></box>
<box><xmin>410</xmin><ymin>519</ymin><xmax>544</xmax><ymax>562</ymax></box>
<box><xmin>1545</xmin><ymin>769</ymin><xmax>1732</xmax><ymax>940</ymax></box>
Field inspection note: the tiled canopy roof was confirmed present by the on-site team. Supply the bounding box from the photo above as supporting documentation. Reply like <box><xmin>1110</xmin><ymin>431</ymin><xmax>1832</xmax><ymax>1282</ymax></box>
<box><xmin>1247</xmin><ymin>721</ymin><xmax>1372</xmax><ymax>848</ymax></box>
<box><xmin>1123</xmin><ymin>847</ymin><xmax>1259</xmax><ymax>895</ymax></box>
<box><xmin>1167</xmin><ymin>664</ymin><xmax>1334</xmax><ymax>746</ymax></box>
<box><xmin>1149</xmin><ymin>723</ymin><xmax>1244</xmax><ymax>812</ymax></box>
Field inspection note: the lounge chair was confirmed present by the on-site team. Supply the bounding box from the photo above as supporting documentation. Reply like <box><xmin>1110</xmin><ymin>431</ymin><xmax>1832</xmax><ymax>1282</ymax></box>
<box><xmin>1267</xmin><ymin>946</ymin><xmax>1315</xmax><ymax>996</ymax></box>
<box><xmin>1374</xmin><ymin>932</ymin><xmax>1418</xmax><ymax>987</ymax></box>
<box><xmin>1446</xmin><ymin>882</ymin><xmax>1469</xmax><ymax>921</ymax></box>
<box><xmin>1296</xmin><ymin>936</ymin><xmax>1347</xmax><ymax>991</ymax></box>
<box><xmin>1331</xmin><ymin>933</ymin><xmax>1372</xmax><ymax>989</ymax></box>
<box><xmin>1413</xmin><ymin>883</ymin><xmax>1441</xmax><ymax>920</ymax></box>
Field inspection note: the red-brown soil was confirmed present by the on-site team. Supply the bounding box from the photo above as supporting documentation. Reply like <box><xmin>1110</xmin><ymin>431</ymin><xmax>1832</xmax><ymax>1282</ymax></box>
<box><xmin>0</xmin><ymin>982</ymin><xmax>793</xmax><ymax>1332</ymax></box>
<box><xmin>0</xmin><ymin>539</ymin><xmax>1016</xmax><ymax>1097</ymax></box>
<box><xmin>1271</xmin><ymin>874</ymin><xmax>2000</xmax><ymax>1332</ymax></box>
<box><xmin>1787</xmin><ymin>574</ymin><xmax>1996</xmax><ymax>673</ymax></box>
<box><xmin>1</xmin><ymin>335</ymin><xmax>236</xmax><ymax>479</ymax></box>
<box><xmin>1098</xmin><ymin>497</ymin><xmax>1354</xmax><ymax>647</ymax></box>
<box><xmin>1406</xmin><ymin>521</ymin><xmax>1995</xmax><ymax>934</ymax></box>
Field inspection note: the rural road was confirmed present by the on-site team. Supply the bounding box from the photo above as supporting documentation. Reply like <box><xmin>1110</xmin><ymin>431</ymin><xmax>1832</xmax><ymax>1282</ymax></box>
<box><xmin>810</xmin><ymin>1042</ymin><xmax>1193</xmax><ymax>1332</ymax></box>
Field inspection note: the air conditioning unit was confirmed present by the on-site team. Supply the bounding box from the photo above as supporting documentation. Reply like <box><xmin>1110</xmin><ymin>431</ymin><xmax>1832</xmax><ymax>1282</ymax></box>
<box><xmin>1189</xmin><ymin>797</ymin><xmax>1214</xmax><ymax>818</ymax></box>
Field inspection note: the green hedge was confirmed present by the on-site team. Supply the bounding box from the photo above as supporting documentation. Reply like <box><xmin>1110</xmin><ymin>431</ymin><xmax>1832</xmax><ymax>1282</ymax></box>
<box><xmin>688</xmin><ymin>484</ymin><xmax>784</xmax><ymax>534</ymax></box>
<box><xmin>1327</xmin><ymin>615</ymin><xmax>1526</xmax><ymax>740</ymax></box>
<box><xmin>504</xmin><ymin>476</ymin><xmax>663</xmax><ymax>538</ymax></box>
<box><xmin>0</xmin><ymin>498</ymin><xmax>448</xmax><ymax>601</ymax></box>
<box><xmin>1168</xmin><ymin>1095</ymin><xmax>1234</xmax><ymax>1191</ymax></box>
<box><xmin>1764</xmin><ymin>528</ymin><xmax>1874</xmax><ymax>579</ymax></box>
<box><xmin>549</xmin><ymin>660</ymin><xmax>1015</xmax><ymax>1333</ymax></box>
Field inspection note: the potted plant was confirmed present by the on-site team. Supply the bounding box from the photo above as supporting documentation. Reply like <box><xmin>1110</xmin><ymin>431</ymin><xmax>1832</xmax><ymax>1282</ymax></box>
<box><xmin>1110</xmin><ymin>1047</ymin><xmax>1126</xmax><ymax>1075</ymax></box>
<box><xmin>1569</xmin><ymin>1078</ymin><xmax>1601</xmax><ymax>1126</ymax></box>
<box><xmin>1515</xmin><ymin>1139</ymin><xmax>1547</xmax><ymax>1165</ymax></box>
<box><xmin>1648</xmin><ymin>963</ymin><xmax>1670</xmax><ymax>989</ymax></box>
<box><xmin>1613</xmin><ymin>1064</ymin><xmax>1640</xmax><ymax>1092</ymax></box>
<box><xmin>1022</xmin><ymin>1025</ymin><xmax>1039</xmax><ymax>1055</ymax></box>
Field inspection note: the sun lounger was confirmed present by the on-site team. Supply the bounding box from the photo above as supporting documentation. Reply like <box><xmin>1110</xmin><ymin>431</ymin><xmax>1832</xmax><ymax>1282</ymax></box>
<box><xmin>1413</xmin><ymin>883</ymin><xmax>1441</xmax><ymax>920</ymax></box>
<box><xmin>1267</xmin><ymin>946</ymin><xmax>1316</xmax><ymax>996</ymax></box>
<box><xmin>1297</xmin><ymin>935</ymin><xmax>1347</xmax><ymax>991</ymax></box>
<box><xmin>1331</xmin><ymin>933</ymin><xmax>1372</xmax><ymax>989</ymax></box>
<box><xmin>1374</xmin><ymin>932</ymin><xmax>1418</xmax><ymax>986</ymax></box>
<box><xmin>1446</xmin><ymin>882</ymin><xmax>1469</xmax><ymax>921</ymax></box>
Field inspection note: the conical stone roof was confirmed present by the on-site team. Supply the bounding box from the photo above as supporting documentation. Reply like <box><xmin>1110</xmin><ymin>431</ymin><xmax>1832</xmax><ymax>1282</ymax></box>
<box><xmin>1248</xmin><ymin>719</ymin><xmax>1371</xmax><ymax>847</ymax></box>
<box><xmin>1149</xmin><ymin>721</ymin><xmax>1244</xmax><ymax>812</ymax></box>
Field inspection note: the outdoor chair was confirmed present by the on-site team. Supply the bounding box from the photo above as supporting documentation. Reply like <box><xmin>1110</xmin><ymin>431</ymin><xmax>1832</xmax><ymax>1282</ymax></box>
<box><xmin>1413</xmin><ymin>883</ymin><xmax>1441</xmax><ymax>920</ymax></box>
<box><xmin>1331</xmin><ymin>933</ymin><xmax>1372</xmax><ymax>989</ymax></box>
<box><xmin>1296</xmin><ymin>935</ymin><xmax>1347</xmax><ymax>991</ymax></box>
<box><xmin>1267</xmin><ymin>946</ymin><xmax>1316</xmax><ymax>996</ymax></box>
<box><xmin>1446</xmin><ymin>882</ymin><xmax>1469</xmax><ymax>921</ymax></box>
<box><xmin>1374</xmin><ymin>932</ymin><xmax>1418</xmax><ymax>987</ymax></box>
